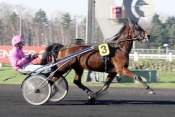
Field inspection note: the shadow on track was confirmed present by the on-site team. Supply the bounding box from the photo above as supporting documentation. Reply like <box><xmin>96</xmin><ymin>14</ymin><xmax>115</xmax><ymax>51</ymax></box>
<box><xmin>47</xmin><ymin>99</ymin><xmax>175</xmax><ymax>106</ymax></box>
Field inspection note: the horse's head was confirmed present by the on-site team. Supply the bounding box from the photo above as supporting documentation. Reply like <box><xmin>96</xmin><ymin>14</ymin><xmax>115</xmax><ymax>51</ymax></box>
<box><xmin>128</xmin><ymin>23</ymin><xmax>149</xmax><ymax>41</ymax></box>
<box><xmin>40</xmin><ymin>43</ymin><xmax>64</xmax><ymax>65</ymax></box>
<box><xmin>110</xmin><ymin>23</ymin><xmax>149</xmax><ymax>44</ymax></box>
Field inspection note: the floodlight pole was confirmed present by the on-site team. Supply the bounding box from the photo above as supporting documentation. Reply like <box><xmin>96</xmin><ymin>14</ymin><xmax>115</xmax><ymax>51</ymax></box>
<box><xmin>86</xmin><ymin>0</ymin><xmax>95</xmax><ymax>44</ymax></box>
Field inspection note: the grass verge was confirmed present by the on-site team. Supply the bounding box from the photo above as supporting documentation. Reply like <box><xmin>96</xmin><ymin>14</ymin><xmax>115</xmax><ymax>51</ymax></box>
<box><xmin>0</xmin><ymin>66</ymin><xmax>175</xmax><ymax>89</ymax></box>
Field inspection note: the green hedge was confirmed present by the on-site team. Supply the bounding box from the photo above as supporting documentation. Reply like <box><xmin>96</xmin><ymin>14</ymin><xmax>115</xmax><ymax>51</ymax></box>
<box><xmin>129</xmin><ymin>60</ymin><xmax>175</xmax><ymax>72</ymax></box>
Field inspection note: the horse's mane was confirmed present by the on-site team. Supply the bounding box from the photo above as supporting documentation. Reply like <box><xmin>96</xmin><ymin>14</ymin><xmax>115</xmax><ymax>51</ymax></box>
<box><xmin>109</xmin><ymin>24</ymin><xmax>128</xmax><ymax>42</ymax></box>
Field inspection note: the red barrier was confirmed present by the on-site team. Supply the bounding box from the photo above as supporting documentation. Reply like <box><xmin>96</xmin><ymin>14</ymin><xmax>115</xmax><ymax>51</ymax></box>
<box><xmin>0</xmin><ymin>45</ymin><xmax>46</xmax><ymax>64</ymax></box>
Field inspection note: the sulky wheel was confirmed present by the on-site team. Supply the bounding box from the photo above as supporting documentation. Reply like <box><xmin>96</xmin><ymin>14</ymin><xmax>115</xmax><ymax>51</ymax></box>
<box><xmin>22</xmin><ymin>75</ymin><xmax>51</xmax><ymax>105</ymax></box>
<box><xmin>49</xmin><ymin>76</ymin><xmax>68</xmax><ymax>102</ymax></box>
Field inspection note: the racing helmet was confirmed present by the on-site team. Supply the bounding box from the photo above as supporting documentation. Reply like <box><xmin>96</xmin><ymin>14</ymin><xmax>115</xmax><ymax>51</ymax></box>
<box><xmin>11</xmin><ymin>35</ymin><xmax>24</xmax><ymax>46</ymax></box>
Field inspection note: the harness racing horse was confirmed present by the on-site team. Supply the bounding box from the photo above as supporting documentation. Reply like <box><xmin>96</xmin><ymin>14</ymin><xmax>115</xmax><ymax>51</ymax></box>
<box><xmin>42</xmin><ymin>23</ymin><xmax>155</xmax><ymax>103</ymax></box>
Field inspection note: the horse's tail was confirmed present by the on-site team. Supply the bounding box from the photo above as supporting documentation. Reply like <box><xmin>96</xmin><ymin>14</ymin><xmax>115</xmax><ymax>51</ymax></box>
<box><xmin>40</xmin><ymin>43</ymin><xmax>64</xmax><ymax>65</ymax></box>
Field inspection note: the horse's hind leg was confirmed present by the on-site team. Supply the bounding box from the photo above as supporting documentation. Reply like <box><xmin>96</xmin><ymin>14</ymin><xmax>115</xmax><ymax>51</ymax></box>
<box><xmin>119</xmin><ymin>67</ymin><xmax>155</xmax><ymax>94</ymax></box>
<box><xmin>94</xmin><ymin>73</ymin><xmax>116</xmax><ymax>98</ymax></box>
<box><xmin>73</xmin><ymin>68</ymin><xmax>94</xmax><ymax>97</ymax></box>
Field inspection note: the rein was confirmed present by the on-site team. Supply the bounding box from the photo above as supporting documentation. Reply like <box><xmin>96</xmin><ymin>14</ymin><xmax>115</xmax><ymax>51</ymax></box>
<box><xmin>117</xmin><ymin>37</ymin><xmax>145</xmax><ymax>44</ymax></box>
<box><xmin>108</xmin><ymin>36</ymin><xmax>145</xmax><ymax>48</ymax></box>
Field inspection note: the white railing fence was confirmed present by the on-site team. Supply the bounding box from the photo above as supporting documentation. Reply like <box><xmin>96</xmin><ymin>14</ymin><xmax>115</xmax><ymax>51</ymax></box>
<box><xmin>130</xmin><ymin>49</ymin><xmax>175</xmax><ymax>62</ymax></box>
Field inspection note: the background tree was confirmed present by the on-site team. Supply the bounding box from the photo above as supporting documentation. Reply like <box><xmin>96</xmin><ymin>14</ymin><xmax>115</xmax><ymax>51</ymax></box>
<box><xmin>33</xmin><ymin>9</ymin><xmax>49</xmax><ymax>45</ymax></box>
<box><xmin>149</xmin><ymin>14</ymin><xmax>163</xmax><ymax>47</ymax></box>
<box><xmin>0</xmin><ymin>3</ymin><xmax>175</xmax><ymax>49</ymax></box>
<box><xmin>61</xmin><ymin>13</ymin><xmax>73</xmax><ymax>44</ymax></box>
<box><xmin>165</xmin><ymin>17</ymin><xmax>175</xmax><ymax>48</ymax></box>
<box><xmin>0</xmin><ymin>19</ymin><xmax>4</xmax><ymax>44</ymax></box>
<box><xmin>8</xmin><ymin>12</ymin><xmax>23</xmax><ymax>38</ymax></box>
<box><xmin>61</xmin><ymin>13</ymin><xmax>72</xmax><ymax>30</ymax></box>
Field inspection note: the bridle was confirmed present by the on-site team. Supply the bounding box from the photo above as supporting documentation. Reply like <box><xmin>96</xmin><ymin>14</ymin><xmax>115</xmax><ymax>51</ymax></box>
<box><xmin>118</xmin><ymin>24</ymin><xmax>148</xmax><ymax>44</ymax></box>
<box><xmin>107</xmin><ymin>24</ymin><xmax>149</xmax><ymax>50</ymax></box>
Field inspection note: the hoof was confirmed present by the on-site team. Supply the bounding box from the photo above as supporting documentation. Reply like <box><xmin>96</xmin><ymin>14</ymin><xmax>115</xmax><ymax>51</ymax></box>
<box><xmin>148</xmin><ymin>90</ymin><xmax>156</xmax><ymax>95</ymax></box>
<box><xmin>86</xmin><ymin>97</ymin><xmax>96</xmax><ymax>104</ymax></box>
<box><xmin>87</xmin><ymin>91</ymin><xmax>96</xmax><ymax>99</ymax></box>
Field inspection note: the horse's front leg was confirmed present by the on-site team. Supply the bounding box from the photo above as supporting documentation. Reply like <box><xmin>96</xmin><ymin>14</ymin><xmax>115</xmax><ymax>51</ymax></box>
<box><xmin>120</xmin><ymin>67</ymin><xmax>155</xmax><ymax>94</ymax></box>
<box><xmin>73</xmin><ymin>69</ymin><xmax>94</xmax><ymax>98</ymax></box>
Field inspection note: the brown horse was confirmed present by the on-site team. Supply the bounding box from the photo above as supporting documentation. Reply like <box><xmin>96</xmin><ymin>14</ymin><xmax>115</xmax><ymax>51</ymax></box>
<box><xmin>42</xmin><ymin>23</ymin><xmax>155</xmax><ymax>102</ymax></box>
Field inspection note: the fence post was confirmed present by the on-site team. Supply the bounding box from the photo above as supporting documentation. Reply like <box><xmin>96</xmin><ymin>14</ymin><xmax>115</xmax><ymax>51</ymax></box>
<box><xmin>133</xmin><ymin>52</ymin><xmax>138</xmax><ymax>61</ymax></box>
<box><xmin>167</xmin><ymin>52</ymin><xmax>172</xmax><ymax>62</ymax></box>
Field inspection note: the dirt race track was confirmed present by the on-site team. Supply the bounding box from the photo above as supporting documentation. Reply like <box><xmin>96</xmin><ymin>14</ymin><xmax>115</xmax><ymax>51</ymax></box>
<box><xmin>0</xmin><ymin>85</ymin><xmax>175</xmax><ymax>117</ymax></box>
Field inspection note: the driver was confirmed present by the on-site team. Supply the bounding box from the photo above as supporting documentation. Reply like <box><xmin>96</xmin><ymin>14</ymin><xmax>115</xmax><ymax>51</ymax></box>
<box><xmin>9</xmin><ymin>35</ymin><xmax>46</xmax><ymax>74</ymax></box>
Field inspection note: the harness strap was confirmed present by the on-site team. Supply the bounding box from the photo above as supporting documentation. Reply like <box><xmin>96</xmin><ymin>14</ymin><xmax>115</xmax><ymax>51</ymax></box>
<box><xmin>103</xmin><ymin>56</ymin><xmax>110</xmax><ymax>72</ymax></box>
